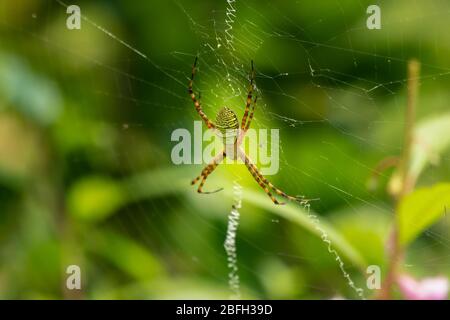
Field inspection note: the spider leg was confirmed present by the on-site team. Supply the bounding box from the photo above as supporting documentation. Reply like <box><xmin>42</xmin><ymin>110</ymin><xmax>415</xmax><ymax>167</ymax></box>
<box><xmin>189</xmin><ymin>56</ymin><xmax>215</xmax><ymax>129</ymax></box>
<box><xmin>244</xmin><ymin>95</ymin><xmax>257</xmax><ymax>132</ymax></box>
<box><xmin>191</xmin><ymin>151</ymin><xmax>224</xmax><ymax>184</ymax></box>
<box><xmin>238</xmin><ymin>149</ymin><xmax>284</xmax><ymax>205</ymax></box>
<box><xmin>191</xmin><ymin>152</ymin><xmax>225</xmax><ymax>194</ymax></box>
<box><xmin>236</xmin><ymin>95</ymin><xmax>257</xmax><ymax>147</ymax></box>
<box><xmin>239</xmin><ymin>149</ymin><xmax>307</xmax><ymax>205</ymax></box>
<box><xmin>241</xmin><ymin>60</ymin><xmax>255</xmax><ymax>130</ymax></box>
<box><xmin>246</xmin><ymin>160</ymin><xmax>284</xmax><ymax>205</ymax></box>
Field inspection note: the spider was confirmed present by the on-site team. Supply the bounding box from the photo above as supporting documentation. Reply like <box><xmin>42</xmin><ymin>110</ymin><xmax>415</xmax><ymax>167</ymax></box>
<box><xmin>188</xmin><ymin>57</ymin><xmax>305</xmax><ymax>205</ymax></box>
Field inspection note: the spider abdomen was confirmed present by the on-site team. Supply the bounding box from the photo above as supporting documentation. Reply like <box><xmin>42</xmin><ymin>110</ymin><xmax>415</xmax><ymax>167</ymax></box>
<box><xmin>215</xmin><ymin>107</ymin><xmax>239</xmax><ymax>133</ymax></box>
<box><xmin>215</xmin><ymin>107</ymin><xmax>240</xmax><ymax>153</ymax></box>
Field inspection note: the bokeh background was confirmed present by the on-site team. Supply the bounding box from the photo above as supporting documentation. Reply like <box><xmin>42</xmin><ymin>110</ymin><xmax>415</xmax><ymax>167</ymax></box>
<box><xmin>0</xmin><ymin>0</ymin><xmax>449</xmax><ymax>299</ymax></box>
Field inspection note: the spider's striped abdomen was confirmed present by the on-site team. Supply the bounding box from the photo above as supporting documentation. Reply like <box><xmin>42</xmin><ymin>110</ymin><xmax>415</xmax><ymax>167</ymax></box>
<box><xmin>216</xmin><ymin>106</ymin><xmax>239</xmax><ymax>136</ymax></box>
<box><xmin>216</xmin><ymin>107</ymin><xmax>239</xmax><ymax>132</ymax></box>
<box><xmin>215</xmin><ymin>107</ymin><xmax>240</xmax><ymax>157</ymax></box>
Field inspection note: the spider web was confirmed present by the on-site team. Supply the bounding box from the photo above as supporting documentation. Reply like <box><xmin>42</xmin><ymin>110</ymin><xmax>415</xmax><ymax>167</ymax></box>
<box><xmin>1</xmin><ymin>0</ymin><xmax>450</xmax><ymax>299</ymax></box>
<box><xmin>43</xmin><ymin>0</ymin><xmax>450</xmax><ymax>299</ymax></box>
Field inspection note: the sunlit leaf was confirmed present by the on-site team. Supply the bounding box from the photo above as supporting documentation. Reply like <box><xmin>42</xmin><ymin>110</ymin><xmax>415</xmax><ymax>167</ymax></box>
<box><xmin>331</xmin><ymin>207</ymin><xmax>390</xmax><ymax>266</ymax></box>
<box><xmin>68</xmin><ymin>176</ymin><xmax>125</xmax><ymax>222</ymax></box>
<box><xmin>409</xmin><ymin>114</ymin><xmax>450</xmax><ymax>182</ymax></box>
<box><xmin>91</xmin><ymin>277</ymin><xmax>256</xmax><ymax>299</ymax></box>
<box><xmin>242</xmin><ymin>190</ymin><xmax>367</xmax><ymax>270</ymax></box>
<box><xmin>125</xmin><ymin>166</ymin><xmax>367</xmax><ymax>270</ymax></box>
<box><xmin>398</xmin><ymin>183</ymin><xmax>450</xmax><ymax>246</ymax></box>
<box><xmin>87</xmin><ymin>230</ymin><xmax>164</xmax><ymax>281</ymax></box>
<box><xmin>388</xmin><ymin>114</ymin><xmax>450</xmax><ymax>196</ymax></box>
<box><xmin>259</xmin><ymin>258</ymin><xmax>304</xmax><ymax>299</ymax></box>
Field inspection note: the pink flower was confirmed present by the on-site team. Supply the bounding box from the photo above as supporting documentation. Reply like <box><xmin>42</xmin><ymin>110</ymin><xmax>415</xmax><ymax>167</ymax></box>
<box><xmin>397</xmin><ymin>274</ymin><xmax>448</xmax><ymax>300</ymax></box>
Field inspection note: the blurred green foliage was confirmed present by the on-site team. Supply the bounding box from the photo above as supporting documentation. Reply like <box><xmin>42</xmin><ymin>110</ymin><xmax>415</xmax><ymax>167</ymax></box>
<box><xmin>0</xmin><ymin>0</ymin><xmax>449</xmax><ymax>299</ymax></box>
<box><xmin>398</xmin><ymin>183</ymin><xmax>450</xmax><ymax>246</ymax></box>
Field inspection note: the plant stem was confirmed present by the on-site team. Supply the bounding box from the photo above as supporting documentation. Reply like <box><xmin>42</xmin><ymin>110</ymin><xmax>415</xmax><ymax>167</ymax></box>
<box><xmin>378</xmin><ymin>59</ymin><xmax>420</xmax><ymax>299</ymax></box>
<box><xmin>401</xmin><ymin>59</ymin><xmax>420</xmax><ymax>196</ymax></box>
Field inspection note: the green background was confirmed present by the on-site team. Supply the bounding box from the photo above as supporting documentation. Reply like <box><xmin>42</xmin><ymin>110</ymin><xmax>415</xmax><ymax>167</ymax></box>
<box><xmin>0</xmin><ymin>0</ymin><xmax>449</xmax><ymax>299</ymax></box>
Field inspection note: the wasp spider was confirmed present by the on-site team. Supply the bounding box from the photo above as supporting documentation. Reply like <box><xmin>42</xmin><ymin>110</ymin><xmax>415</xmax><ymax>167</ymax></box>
<box><xmin>189</xmin><ymin>57</ymin><xmax>305</xmax><ymax>205</ymax></box>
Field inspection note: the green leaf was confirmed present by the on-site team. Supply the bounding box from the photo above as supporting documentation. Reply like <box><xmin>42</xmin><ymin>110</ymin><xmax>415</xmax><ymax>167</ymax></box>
<box><xmin>331</xmin><ymin>206</ymin><xmax>390</xmax><ymax>266</ymax></box>
<box><xmin>240</xmin><ymin>190</ymin><xmax>366</xmax><ymax>270</ymax></box>
<box><xmin>87</xmin><ymin>230</ymin><xmax>164</xmax><ymax>281</ymax></box>
<box><xmin>410</xmin><ymin>114</ymin><xmax>450</xmax><ymax>182</ymax></box>
<box><xmin>124</xmin><ymin>166</ymin><xmax>367</xmax><ymax>270</ymax></box>
<box><xmin>68</xmin><ymin>176</ymin><xmax>126</xmax><ymax>222</ymax></box>
<box><xmin>389</xmin><ymin>114</ymin><xmax>450</xmax><ymax>196</ymax></box>
<box><xmin>398</xmin><ymin>183</ymin><xmax>450</xmax><ymax>246</ymax></box>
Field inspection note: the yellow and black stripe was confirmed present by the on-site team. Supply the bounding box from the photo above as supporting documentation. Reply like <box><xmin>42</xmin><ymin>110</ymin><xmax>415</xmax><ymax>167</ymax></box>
<box><xmin>215</xmin><ymin>107</ymin><xmax>239</xmax><ymax>133</ymax></box>
<box><xmin>242</xmin><ymin>153</ymin><xmax>304</xmax><ymax>205</ymax></box>
<box><xmin>241</xmin><ymin>60</ymin><xmax>255</xmax><ymax>130</ymax></box>
<box><xmin>188</xmin><ymin>56</ymin><xmax>215</xmax><ymax>129</ymax></box>
<box><xmin>191</xmin><ymin>152</ymin><xmax>226</xmax><ymax>194</ymax></box>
